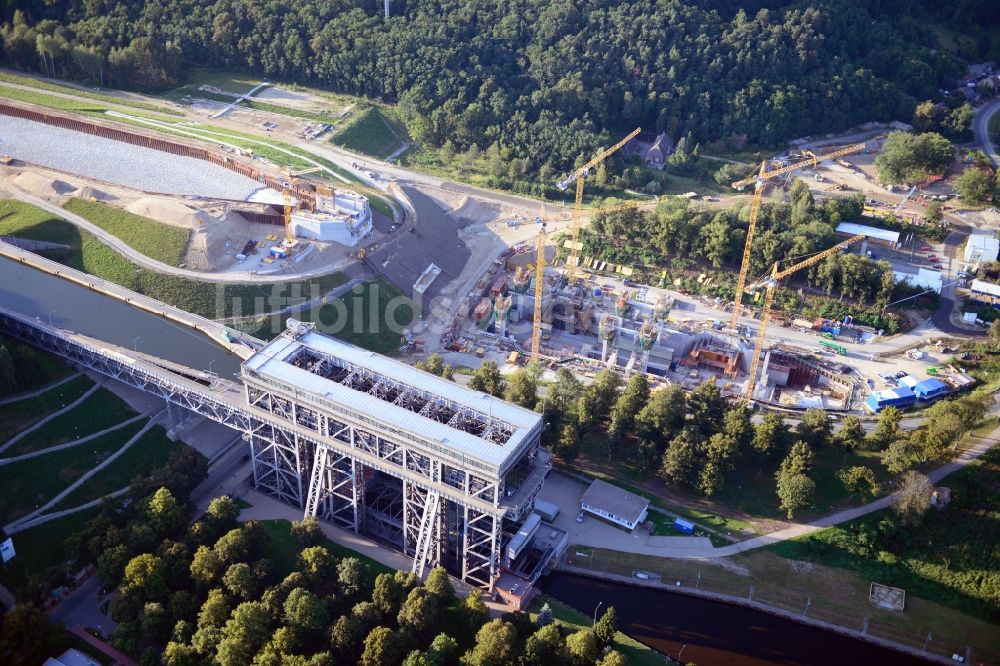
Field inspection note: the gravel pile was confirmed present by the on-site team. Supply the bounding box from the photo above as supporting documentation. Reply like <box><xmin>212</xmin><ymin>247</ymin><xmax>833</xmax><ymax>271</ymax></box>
<box><xmin>0</xmin><ymin>116</ymin><xmax>264</xmax><ymax>200</ymax></box>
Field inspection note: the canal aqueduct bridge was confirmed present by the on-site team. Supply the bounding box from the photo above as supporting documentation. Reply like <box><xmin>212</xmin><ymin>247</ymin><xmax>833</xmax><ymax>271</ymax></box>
<box><xmin>0</xmin><ymin>297</ymin><xmax>547</xmax><ymax>589</ymax></box>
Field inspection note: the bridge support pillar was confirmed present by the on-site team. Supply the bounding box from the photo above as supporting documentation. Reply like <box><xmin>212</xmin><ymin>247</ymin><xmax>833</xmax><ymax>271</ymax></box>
<box><xmin>304</xmin><ymin>444</ymin><xmax>362</xmax><ymax>532</ymax></box>
<box><xmin>249</xmin><ymin>421</ymin><xmax>305</xmax><ymax>508</ymax></box>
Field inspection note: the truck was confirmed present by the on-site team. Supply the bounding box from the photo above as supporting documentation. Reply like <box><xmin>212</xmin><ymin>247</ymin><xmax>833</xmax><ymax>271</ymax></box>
<box><xmin>819</xmin><ymin>339</ymin><xmax>847</xmax><ymax>355</ymax></box>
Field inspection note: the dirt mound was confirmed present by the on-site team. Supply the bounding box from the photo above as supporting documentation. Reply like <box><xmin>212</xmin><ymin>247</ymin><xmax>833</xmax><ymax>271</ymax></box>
<box><xmin>126</xmin><ymin>196</ymin><xmax>207</xmax><ymax>229</ymax></box>
<box><xmin>11</xmin><ymin>171</ymin><xmax>74</xmax><ymax>198</ymax></box>
<box><xmin>73</xmin><ymin>185</ymin><xmax>115</xmax><ymax>202</ymax></box>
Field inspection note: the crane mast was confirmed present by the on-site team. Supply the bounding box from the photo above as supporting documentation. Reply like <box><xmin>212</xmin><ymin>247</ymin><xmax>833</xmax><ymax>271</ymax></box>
<box><xmin>743</xmin><ymin>233</ymin><xmax>866</xmax><ymax>401</ymax></box>
<box><xmin>530</xmin><ymin>207</ymin><xmax>547</xmax><ymax>361</ymax></box>
<box><xmin>558</xmin><ymin>127</ymin><xmax>641</xmax><ymax>284</ymax></box>
<box><xmin>729</xmin><ymin>142</ymin><xmax>867</xmax><ymax>330</ymax></box>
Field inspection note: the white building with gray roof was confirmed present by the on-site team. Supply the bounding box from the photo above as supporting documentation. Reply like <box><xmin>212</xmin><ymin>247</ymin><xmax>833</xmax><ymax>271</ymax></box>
<box><xmin>580</xmin><ymin>479</ymin><xmax>650</xmax><ymax>531</ymax></box>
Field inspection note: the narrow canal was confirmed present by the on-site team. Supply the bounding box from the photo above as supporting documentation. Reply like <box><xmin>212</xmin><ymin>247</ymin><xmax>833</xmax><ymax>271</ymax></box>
<box><xmin>0</xmin><ymin>256</ymin><xmax>242</xmax><ymax>378</ymax></box>
<box><xmin>541</xmin><ymin>573</ymin><xmax>930</xmax><ymax>665</ymax></box>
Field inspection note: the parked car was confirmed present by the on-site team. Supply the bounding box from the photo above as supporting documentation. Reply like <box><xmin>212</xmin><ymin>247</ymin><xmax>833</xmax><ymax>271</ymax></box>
<box><xmin>576</xmin><ymin>511</ymin><xmax>585</xmax><ymax>523</ymax></box>
<box><xmin>920</xmin><ymin>245</ymin><xmax>932</xmax><ymax>252</ymax></box>
<box><xmin>933</xmin><ymin>263</ymin><xmax>943</xmax><ymax>269</ymax></box>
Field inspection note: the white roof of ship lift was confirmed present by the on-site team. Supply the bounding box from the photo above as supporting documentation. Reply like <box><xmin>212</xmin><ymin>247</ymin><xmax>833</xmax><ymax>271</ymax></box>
<box><xmin>243</xmin><ymin>332</ymin><xmax>540</xmax><ymax>468</ymax></box>
<box><xmin>836</xmin><ymin>222</ymin><xmax>899</xmax><ymax>245</ymax></box>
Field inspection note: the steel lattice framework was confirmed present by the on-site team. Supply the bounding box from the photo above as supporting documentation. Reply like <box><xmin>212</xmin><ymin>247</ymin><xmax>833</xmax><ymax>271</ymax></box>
<box><xmin>0</xmin><ymin>309</ymin><xmax>545</xmax><ymax>589</ymax></box>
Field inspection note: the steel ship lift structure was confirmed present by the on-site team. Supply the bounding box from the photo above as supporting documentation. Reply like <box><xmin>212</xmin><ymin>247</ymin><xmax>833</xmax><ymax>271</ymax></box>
<box><xmin>0</xmin><ymin>310</ymin><xmax>547</xmax><ymax>589</ymax></box>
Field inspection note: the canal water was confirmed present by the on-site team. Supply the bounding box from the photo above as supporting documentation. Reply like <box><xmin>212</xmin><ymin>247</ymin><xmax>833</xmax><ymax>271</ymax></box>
<box><xmin>0</xmin><ymin>256</ymin><xmax>243</xmax><ymax>378</ymax></box>
<box><xmin>541</xmin><ymin>573</ymin><xmax>930</xmax><ymax>665</ymax></box>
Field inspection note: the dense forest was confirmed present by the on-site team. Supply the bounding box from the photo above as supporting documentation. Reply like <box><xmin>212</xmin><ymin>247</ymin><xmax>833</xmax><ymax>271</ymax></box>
<box><xmin>2</xmin><ymin>0</ymin><xmax>997</xmax><ymax>178</ymax></box>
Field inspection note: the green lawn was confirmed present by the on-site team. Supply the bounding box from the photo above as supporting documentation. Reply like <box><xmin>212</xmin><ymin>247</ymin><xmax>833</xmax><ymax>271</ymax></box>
<box><xmin>0</xmin><ymin>506</ymin><xmax>101</xmax><ymax>594</ymax></box>
<box><xmin>278</xmin><ymin>278</ymin><xmax>419</xmax><ymax>354</ymax></box>
<box><xmin>711</xmin><ymin>446</ymin><xmax>892</xmax><ymax>520</ymax></box>
<box><xmin>768</xmin><ymin>445</ymin><xmax>1000</xmax><ymax>623</ymax></box>
<box><xmin>569</xmin><ymin>545</ymin><xmax>1000</xmax><ymax>662</ymax></box>
<box><xmin>0</xmin><ymin>200</ymin><xmax>347</xmax><ymax>319</ymax></box>
<box><xmin>331</xmin><ymin>108</ymin><xmax>404</xmax><ymax>159</ymax></box>
<box><xmin>63</xmin><ymin>198</ymin><xmax>191</xmax><ymax>266</ymax></box>
<box><xmin>50</xmin><ymin>425</ymin><xmax>182</xmax><ymax>511</ymax></box>
<box><xmin>0</xmin><ymin>334</ymin><xmax>74</xmax><ymax>396</ymax></box>
<box><xmin>526</xmin><ymin>595</ymin><xmax>663</xmax><ymax>666</ymax></box>
<box><xmin>161</xmin><ymin>69</ymin><xmax>263</xmax><ymax>100</ymax></box>
<box><xmin>5</xmin><ymin>387</ymin><xmax>136</xmax><ymax>457</ymax></box>
<box><xmin>0</xmin><ymin>420</ymin><xmax>145</xmax><ymax>525</ymax></box>
<box><xmin>258</xmin><ymin>519</ymin><xmax>394</xmax><ymax>580</ymax></box>
<box><xmin>0</xmin><ymin>375</ymin><xmax>94</xmax><ymax>444</ymax></box>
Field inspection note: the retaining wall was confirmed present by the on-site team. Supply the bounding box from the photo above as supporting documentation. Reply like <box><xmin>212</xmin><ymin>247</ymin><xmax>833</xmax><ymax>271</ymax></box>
<box><xmin>0</xmin><ymin>101</ymin><xmax>313</xmax><ymax>203</ymax></box>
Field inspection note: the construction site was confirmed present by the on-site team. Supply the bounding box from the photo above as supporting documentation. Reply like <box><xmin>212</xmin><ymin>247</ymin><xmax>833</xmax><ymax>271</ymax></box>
<box><xmin>437</xmin><ymin>135</ymin><xmax>978</xmax><ymax>413</ymax></box>
<box><xmin>0</xmin><ymin>101</ymin><xmax>386</xmax><ymax>275</ymax></box>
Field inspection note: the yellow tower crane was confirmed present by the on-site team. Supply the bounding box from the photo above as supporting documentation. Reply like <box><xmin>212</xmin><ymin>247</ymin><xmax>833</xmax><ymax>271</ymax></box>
<box><xmin>729</xmin><ymin>142</ymin><xmax>867</xmax><ymax>330</ymax></box>
<box><xmin>557</xmin><ymin>127</ymin><xmax>641</xmax><ymax>284</ymax></box>
<box><xmin>281</xmin><ymin>171</ymin><xmax>296</xmax><ymax>244</ymax></box>
<box><xmin>743</xmin><ymin>233</ymin><xmax>865</xmax><ymax>401</ymax></box>
<box><xmin>530</xmin><ymin>206</ymin><xmax>548</xmax><ymax>361</ymax></box>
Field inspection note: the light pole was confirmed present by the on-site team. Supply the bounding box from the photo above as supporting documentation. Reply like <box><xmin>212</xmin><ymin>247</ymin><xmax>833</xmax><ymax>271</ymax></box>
<box><xmin>593</xmin><ymin>601</ymin><xmax>603</xmax><ymax>626</ymax></box>
<box><xmin>208</xmin><ymin>359</ymin><xmax>216</xmax><ymax>374</ymax></box>
<box><xmin>47</xmin><ymin>310</ymin><xmax>55</xmax><ymax>327</ymax></box>
<box><xmin>677</xmin><ymin>644</ymin><xmax>687</xmax><ymax>664</ymax></box>
<box><xmin>132</xmin><ymin>336</ymin><xmax>141</xmax><ymax>351</ymax></box>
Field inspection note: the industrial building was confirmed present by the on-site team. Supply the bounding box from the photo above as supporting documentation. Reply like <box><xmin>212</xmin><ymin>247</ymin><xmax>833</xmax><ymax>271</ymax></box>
<box><xmin>964</xmin><ymin>232</ymin><xmax>1000</xmax><ymax>265</ymax></box>
<box><xmin>836</xmin><ymin>222</ymin><xmax>899</xmax><ymax>248</ymax></box>
<box><xmin>866</xmin><ymin>387</ymin><xmax>916</xmax><ymax>412</ymax></box>
<box><xmin>290</xmin><ymin>186</ymin><xmax>372</xmax><ymax>246</ymax></box>
<box><xmin>242</xmin><ymin>320</ymin><xmax>550</xmax><ymax>588</ymax></box>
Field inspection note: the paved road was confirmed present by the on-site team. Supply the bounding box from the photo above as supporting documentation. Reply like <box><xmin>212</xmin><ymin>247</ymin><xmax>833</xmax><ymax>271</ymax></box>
<box><xmin>973</xmin><ymin>96</ymin><xmax>1000</xmax><ymax>167</ymax></box>
<box><xmin>931</xmin><ymin>224</ymin><xmax>986</xmax><ymax>336</ymax></box>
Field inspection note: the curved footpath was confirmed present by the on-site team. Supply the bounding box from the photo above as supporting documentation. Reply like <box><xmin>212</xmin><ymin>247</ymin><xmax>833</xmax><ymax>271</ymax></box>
<box><xmin>571</xmin><ymin>426</ymin><xmax>998</xmax><ymax>559</ymax></box>
<box><xmin>9</xmin><ymin>188</ymin><xmax>366</xmax><ymax>284</ymax></box>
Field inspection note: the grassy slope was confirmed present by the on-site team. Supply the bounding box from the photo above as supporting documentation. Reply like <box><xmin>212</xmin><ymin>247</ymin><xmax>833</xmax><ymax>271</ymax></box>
<box><xmin>0</xmin><ymin>333</ymin><xmax>74</xmax><ymax>395</ymax></box>
<box><xmin>0</xmin><ymin>80</ymin><xmax>395</xmax><ymax>217</ymax></box>
<box><xmin>0</xmin><ymin>506</ymin><xmax>101</xmax><ymax>591</ymax></box>
<box><xmin>768</xmin><ymin>445</ymin><xmax>1000</xmax><ymax>622</ymax></box>
<box><xmin>51</xmin><ymin>425</ymin><xmax>184</xmax><ymax>511</ymax></box>
<box><xmin>0</xmin><ymin>200</ymin><xmax>346</xmax><ymax>319</ymax></box>
<box><xmin>330</xmin><ymin>108</ymin><xmax>404</xmax><ymax>159</ymax></box>
<box><xmin>526</xmin><ymin>595</ymin><xmax>663</xmax><ymax>666</ymax></box>
<box><xmin>63</xmin><ymin>198</ymin><xmax>191</xmax><ymax>266</ymax></box>
<box><xmin>0</xmin><ymin>70</ymin><xmax>182</xmax><ymax>115</ymax></box>
<box><xmin>0</xmin><ymin>375</ymin><xmax>94</xmax><ymax>443</ymax></box>
<box><xmin>5</xmin><ymin>387</ymin><xmax>136</xmax><ymax>457</ymax></box>
<box><xmin>569</xmin><ymin>545</ymin><xmax>1000</xmax><ymax>660</ymax></box>
<box><xmin>0</xmin><ymin>420</ymin><xmax>146</xmax><ymax>525</ymax></box>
